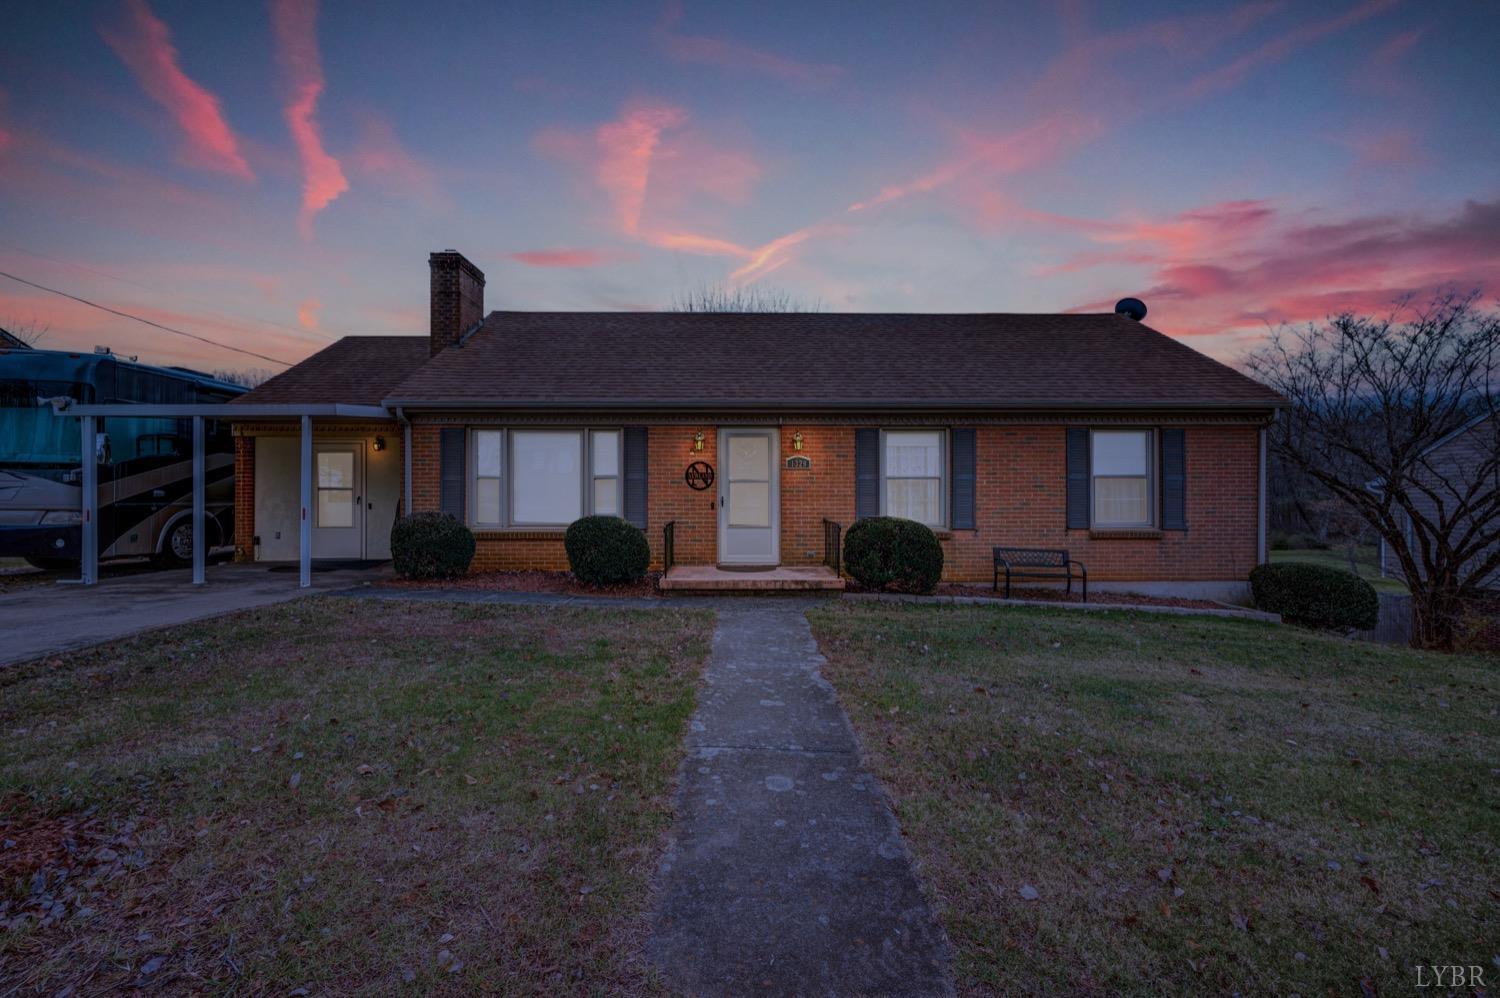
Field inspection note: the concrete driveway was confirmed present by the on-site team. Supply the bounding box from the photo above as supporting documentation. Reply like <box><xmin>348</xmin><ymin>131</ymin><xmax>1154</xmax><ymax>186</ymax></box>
<box><xmin>0</xmin><ymin>561</ymin><xmax>391</xmax><ymax>667</ymax></box>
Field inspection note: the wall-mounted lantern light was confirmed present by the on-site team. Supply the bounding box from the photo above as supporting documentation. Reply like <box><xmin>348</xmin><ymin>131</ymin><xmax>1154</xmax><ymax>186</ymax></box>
<box><xmin>373</xmin><ymin>435</ymin><xmax>387</xmax><ymax>452</ymax></box>
<box><xmin>793</xmin><ymin>431</ymin><xmax>803</xmax><ymax>451</ymax></box>
<box><xmin>692</xmin><ymin>431</ymin><xmax>705</xmax><ymax>453</ymax></box>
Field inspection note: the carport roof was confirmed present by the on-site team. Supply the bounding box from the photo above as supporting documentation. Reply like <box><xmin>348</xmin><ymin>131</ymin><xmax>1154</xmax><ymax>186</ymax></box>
<box><xmin>238</xmin><ymin>336</ymin><xmax>429</xmax><ymax>406</ymax></box>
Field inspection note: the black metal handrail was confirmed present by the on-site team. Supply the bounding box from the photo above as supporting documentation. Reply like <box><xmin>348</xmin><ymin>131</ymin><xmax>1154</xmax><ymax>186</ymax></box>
<box><xmin>663</xmin><ymin>520</ymin><xmax>676</xmax><ymax>572</ymax></box>
<box><xmin>822</xmin><ymin>519</ymin><xmax>842</xmax><ymax>576</ymax></box>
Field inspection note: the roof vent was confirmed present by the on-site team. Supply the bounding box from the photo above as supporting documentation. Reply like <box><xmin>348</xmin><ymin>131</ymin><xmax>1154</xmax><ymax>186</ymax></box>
<box><xmin>1114</xmin><ymin>297</ymin><xmax>1147</xmax><ymax>321</ymax></box>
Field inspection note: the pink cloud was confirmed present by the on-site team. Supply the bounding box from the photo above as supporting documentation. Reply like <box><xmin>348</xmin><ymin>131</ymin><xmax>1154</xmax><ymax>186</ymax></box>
<box><xmin>1352</xmin><ymin>27</ymin><xmax>1423</xmax><ymax>96</ymax></box>
<box><xmin>1333</xmin><ymin>125</ymin><xmax>1429</xmax><ymax>170</ymax></box>
<box><xmin>537</xmin><ymin>101</ymin><xmax>825</xmax><ymax>284</ymax></box>
<box><xmin>1177</xmin><ymin>0</ymin><xmax>1397</xmax><ymax>103</ymax></box>
<box><xmin>100</xmin><ymin>0</ymin><xmax>253</xmax><ymax>179</ymax></box>
<box><xmin>504</xmin><ymin>248</ymin><xmax>632</xmax><ymax>268</ymax></box>
<box><xmin>296</xmin><ymin>298</ymin><xmax>320</xmax><ymax>330</ymax></box>
<box><xmin>271</xmin><ymin>0</ymin><xmax>348</xmax><ymax>239</ymax></box>
<box><xmin>655</xmin><ymin>0</ymin><xmax>843</xmax><ymax>88</ymax></box>
<box><xmin>849</xmin><ymin>2</ymin><xmax>1391</xmax><ymax>220</ymax></box>
<box><xmin>593</xmin><ymin>102</ymin><xmax>689</xmax><ymax>234</ymax></box>
<box><xmin>1060</xmin><ymin>198</ymin><xmax>1500</xmax><ymax>338</ymax></box>
<box><xmin>348</xmin><ymin>112</ymin><xmax>440</xmax><ymax>201</ymax></box>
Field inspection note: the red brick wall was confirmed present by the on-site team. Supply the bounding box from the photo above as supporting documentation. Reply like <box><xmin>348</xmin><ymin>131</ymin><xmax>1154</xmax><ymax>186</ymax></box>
<box><xmin>403</xmin><ymin>420</ymin><xmax>1261</xmax><ymax>582</ymax></box>
<box><xmin>940</xmin><ymin>425</ymin><xmax>1259</xmax><ymax>582</ymax></box>
<box><xmin>778</xmin><ymin>426</ymin><xmax>855</xmax><ymax>566</ymax></box>
<box><xmin>647</xmin><ymin>426</ymin><xmax>717</xmax><ymax>568</ymax></box>
<box><xmin>233</xmin><ymin>435</ymin><xmax>254</xmax><ymax>562</ymax></box>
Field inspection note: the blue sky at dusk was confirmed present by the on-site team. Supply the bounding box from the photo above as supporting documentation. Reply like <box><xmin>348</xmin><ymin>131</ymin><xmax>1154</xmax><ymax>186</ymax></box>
<box><xmin>1</xmin><ymin>0</ymin><xmax>1497</xmax><ymax>375</ymax></box>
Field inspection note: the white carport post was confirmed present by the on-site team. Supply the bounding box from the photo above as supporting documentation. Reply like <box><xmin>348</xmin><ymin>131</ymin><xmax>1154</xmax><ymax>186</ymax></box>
<box><xmin>192</xmin><ymin>416</ymin><xmax>206</xmax><ymax>585</ymax></box>
<box><xmin>299</xmin><ymin>415</ymin><xmax>312</xmax><ymax>588</ymax></box>
<box><xmin>80</xmin><ymin>414</ymin><xmax>98</xmax><ymax>586</ymax></box>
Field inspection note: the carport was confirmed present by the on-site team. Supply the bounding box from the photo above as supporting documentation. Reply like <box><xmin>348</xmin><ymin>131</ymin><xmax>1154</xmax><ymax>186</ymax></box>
<box><xmin>52</xmin><ymin>401</ymin><xmax>398</xmax><ymax>588</ymax></box>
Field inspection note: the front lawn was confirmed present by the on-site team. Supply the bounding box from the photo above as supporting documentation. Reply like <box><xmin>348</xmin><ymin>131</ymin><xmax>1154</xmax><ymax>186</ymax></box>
<box><xmin>1</xmin><ymin>597</ymin><xmax>712</xmax><ymax>994</ymax></box>
<box><xmin>807</xmin><ymin>603</ymin><xmax>1499</xmax><ymax>996</ymax></box>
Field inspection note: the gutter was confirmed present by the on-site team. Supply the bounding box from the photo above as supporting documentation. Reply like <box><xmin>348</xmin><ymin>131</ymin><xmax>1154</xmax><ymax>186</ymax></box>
<box><xmin>379</xmin><ymin>396</ymin><xmax>1287</xmax><ymax>412</ymax></box>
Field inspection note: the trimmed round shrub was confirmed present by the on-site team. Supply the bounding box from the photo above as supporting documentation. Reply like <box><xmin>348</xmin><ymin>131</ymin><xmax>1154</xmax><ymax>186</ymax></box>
<box><xmin>565</xmin><ymin>515</ymin><xmax>650</xmax><ymax>586</ymax></box>
<box><xmin>1249</xmin><ymin>562</ymin><xmax>1378</xmax><ymax>630</ymax></box>
<box><xmin>391</xmin><ymin>512</ymin><xmax>475</xmax><ymax>579</ymax></box>
<box><xmin>842</xmin><ymin>516</ymin><xmax>944</xmax><ymax>594</ymax></box>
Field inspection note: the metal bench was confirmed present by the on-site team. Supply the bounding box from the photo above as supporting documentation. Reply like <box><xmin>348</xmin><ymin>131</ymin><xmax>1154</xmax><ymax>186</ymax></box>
<box><xmin>993</xmin><ymin>547</ymin><xmax>1087</xmax><ymax>601</ymax></box>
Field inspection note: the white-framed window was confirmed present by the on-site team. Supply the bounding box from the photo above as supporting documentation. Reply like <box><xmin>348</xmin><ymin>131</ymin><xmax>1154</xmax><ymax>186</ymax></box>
<box><xmin>591</xmin><ymin>430</ymin><xmax>621</xmax><ymax>517</ymax></box>
<box><xmin>1091</xmin><ymin>429</ymin><xmax>1154</xmax><ymax>528</ymax></box>
<box><xmin>468</xmin><ymin>428</ymin><xmax>622</xmax><ymax>528</ymax></box>
<box><xmin>881</xmin><ymin>429</ymin><xmax>945</xmax><ymax>529</ymax></box>
<box><xmin>472</xmin><ymin>429</ymin><xmax>503</xmax><ymax>527</ymax></box>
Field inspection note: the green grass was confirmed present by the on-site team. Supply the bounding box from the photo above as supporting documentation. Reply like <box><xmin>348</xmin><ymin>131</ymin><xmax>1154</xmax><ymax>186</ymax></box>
<box><xmin>807</xmin><ymin>603</ymin><xmax>1498</xmax><ymax>996</ymax></box>
<box><xmin>0</xmin><ymin>597</ymin><xmax>713</xmax><ymax>994</ymax></box>
<box><xmin>1271</xmin><ymin>545</ymin><xmax>1407</xmax><ymax>594</ymax></box>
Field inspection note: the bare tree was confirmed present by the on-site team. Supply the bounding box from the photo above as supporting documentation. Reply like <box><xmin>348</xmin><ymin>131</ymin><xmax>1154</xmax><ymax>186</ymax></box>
<box><xmin>211</xmin><ymin>367</ymin><xmax>273</xmax><ymax>388</ymax></box>
<box><xmin>0</xmin><ymin>316</ymin><xmax>49</xmax><ymax>348</ymax></box>
<box><xmin>669</xmin><ymin>283</ymin><xmax>823</xmax><ymax>313</ymax></box>
<box><xmin>1246</xmin><ymin>291</ymin><xmax>1500</xmax><ymax>649</ymax></box>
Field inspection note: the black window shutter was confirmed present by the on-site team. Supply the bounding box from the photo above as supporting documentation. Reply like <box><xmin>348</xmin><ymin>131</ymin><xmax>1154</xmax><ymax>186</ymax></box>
<box><xmin>950</xmin><ymin>428</ymin><xmax>976</xmax><ymax>529</ymax></box>
<box><xmin>1161</xmin><ymin>428</ymin><xmax>1186</xmax><ymax>530</ymax></box>
<box><xmin>440</xmin><ymin>427</ymin><xmax>466</xmax><ymax>521</ymax></box>
<box><xmin>854</xmin><ymin>428</ymin><xmax>879</xmax><ymax>519</ymax></box>
<box><xmin>1065</xmin><ymin>427</ymin><xmax>1090</xmax><ymax>529</ymax></box>
<box><xmin>623</xmin><ymin>427</ymin><xmax>648</xmax><ymax>528</ymax></box>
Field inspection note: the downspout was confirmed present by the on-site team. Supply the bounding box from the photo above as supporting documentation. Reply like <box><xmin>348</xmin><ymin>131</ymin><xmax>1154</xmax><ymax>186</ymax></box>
<box><xmin>1257</xmin><ymin>425</ymin><xmax>1268</xmax><ymax>564</ymax></box>
<box><xmin>397</xmin><ymin>406</ymin><xmax>412</xmax><ymax>516</ymax></box>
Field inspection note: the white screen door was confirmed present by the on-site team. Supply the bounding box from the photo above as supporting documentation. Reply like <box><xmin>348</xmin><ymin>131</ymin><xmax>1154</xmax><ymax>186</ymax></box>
<box><xmin>717</xmin><ymin>428</ymin><xmax>779</xmax><ymax>565</ymax></box>
<box><xmin>312</xmin><ymin>444</ymin><xmax>363</xmax><ymax>559</ymax></box>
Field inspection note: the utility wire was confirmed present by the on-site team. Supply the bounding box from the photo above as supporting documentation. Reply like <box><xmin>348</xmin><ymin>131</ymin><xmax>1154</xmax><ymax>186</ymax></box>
<box><xmin>0</xmin><ymin>241</ymin><xmax>346</xmax><ymax>347</ymax></box>
<box><xmin>0</xmin><ymin>269</ymin><xmax>294</xmax><ymax>367</ymax></box>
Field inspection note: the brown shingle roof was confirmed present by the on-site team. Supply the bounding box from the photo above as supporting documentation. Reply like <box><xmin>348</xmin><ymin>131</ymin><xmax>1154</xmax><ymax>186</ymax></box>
<box><xmin>383</xmin><ymin>312</ymin><xmax>1283</xmax><ymax>409</ymax></box>
<box><xmin>240</xmin><ymin>336</ymin><xmax>429</xmax><ymax>406</ymax></box>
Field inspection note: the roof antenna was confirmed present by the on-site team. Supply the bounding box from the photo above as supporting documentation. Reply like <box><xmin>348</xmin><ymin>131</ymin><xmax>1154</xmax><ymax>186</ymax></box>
<box><xmin>1114</xmin><ymin>298</ymin><xmax>1147</xmax><ymax>321</ymax></box>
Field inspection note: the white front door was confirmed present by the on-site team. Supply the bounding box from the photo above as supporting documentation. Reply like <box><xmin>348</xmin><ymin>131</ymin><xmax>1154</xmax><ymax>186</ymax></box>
<box><xmin>312</xmin><ymin>444</ymin><xmax>363</xmax><ymax>559</ymax></box>
<box><xmin>717</xmin><ymin>428</ymin><xmax>779</xmax><ymax>566</ymax></box>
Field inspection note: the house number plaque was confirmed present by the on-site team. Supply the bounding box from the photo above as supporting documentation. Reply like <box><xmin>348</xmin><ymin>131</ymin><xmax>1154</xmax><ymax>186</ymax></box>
<box><xmin>685</xmin><ymin>461</ymin><xmax>715</xmax><ymax>491</ymax></box>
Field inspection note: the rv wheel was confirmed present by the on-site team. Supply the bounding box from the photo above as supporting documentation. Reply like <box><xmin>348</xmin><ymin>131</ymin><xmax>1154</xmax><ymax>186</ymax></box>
<box><xmin>157</xmin><ymin>519</ymin><xmax>195</xmax><ymax>568</ymax></box>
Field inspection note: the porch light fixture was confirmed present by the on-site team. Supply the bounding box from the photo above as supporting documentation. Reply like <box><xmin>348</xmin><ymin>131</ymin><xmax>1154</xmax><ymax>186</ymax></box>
<box><xmin>793</xmin><ymin>431</ymin><xmax>803</xmax><ymax>451</ymax></box>
<box><xmin>692</xmin><ymin>431</ymin><xmax>704</xmax><ymax>452</ymax></box>
<box><xmin>372</xmin><ymin>435</ymin><xmax>387</xmax><ymax>451</ymax></box>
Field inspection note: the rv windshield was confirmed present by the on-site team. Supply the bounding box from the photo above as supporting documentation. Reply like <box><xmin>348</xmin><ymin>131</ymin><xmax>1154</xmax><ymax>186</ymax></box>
<box><xmin>0</xmin><ymin>379</ymin><xmax>88</xmax><ymax>466</ymax></box>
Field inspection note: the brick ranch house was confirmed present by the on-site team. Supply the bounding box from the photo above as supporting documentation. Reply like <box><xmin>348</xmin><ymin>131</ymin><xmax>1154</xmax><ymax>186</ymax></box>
<box><xmin>231</xmin><ymin>250</ymin><xmax>1285</xmax><ymax>599</ymax></box>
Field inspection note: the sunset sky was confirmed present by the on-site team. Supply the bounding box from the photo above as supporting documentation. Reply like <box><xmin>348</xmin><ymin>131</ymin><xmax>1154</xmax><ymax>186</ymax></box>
<box><xmin>1</xmin><ymin>0</ymin><xmax>1497</xmax><ymax>376</ymax></box>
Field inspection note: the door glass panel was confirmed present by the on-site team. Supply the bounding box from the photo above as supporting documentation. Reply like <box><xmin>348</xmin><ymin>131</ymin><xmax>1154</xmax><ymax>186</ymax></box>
<box><xmin>728</xmin><ymin>435</ymin><xmax>769</xmax><ymax>480</ymax></box>
<box><xmin>728</xmin><ymin>481</ymin><xmax>771</xmax><ymax>527</ymax></box>
<box><xmin>317</xmin><ymin>451</ymin><xmax>354</xmax><ymax>488</ymax></box>
<box><xmin>317</xmin><ymin>489</ymin><xmax>354</xmax><ymax>527</ymax></box>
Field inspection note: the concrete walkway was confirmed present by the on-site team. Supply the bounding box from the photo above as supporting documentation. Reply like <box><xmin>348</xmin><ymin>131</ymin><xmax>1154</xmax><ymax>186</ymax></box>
<box><xmin>646</xmin><ymin>604</ymin><xmax>952</xmax><ymax>996</ymax></box>
<box><xmin>0</xmin><ymin>562</ymin><xmax>390</xmax><ymax>667</ymax></box>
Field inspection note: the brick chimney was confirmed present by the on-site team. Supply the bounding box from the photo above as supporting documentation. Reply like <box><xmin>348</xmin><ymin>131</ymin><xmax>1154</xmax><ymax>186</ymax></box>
<box><xmin>429</xmin><ymin>250</ymin><xmax>485</xmax><ymax>356</ymax></box>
